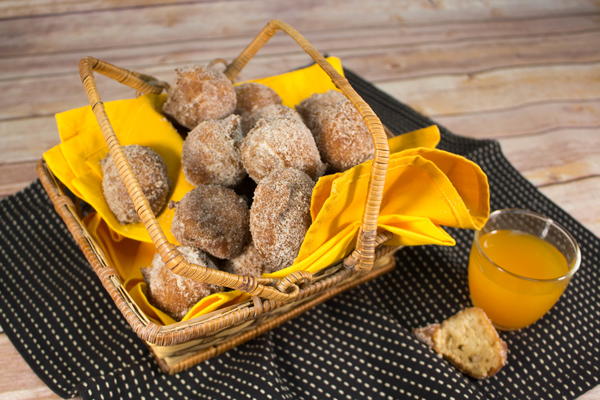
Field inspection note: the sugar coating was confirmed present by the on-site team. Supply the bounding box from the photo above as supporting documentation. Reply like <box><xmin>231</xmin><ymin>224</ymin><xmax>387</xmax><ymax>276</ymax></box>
<box><xmin>163</xmin><ymin>65</ymin><xmax>236</xmax><ymax>129</ymax></box>
<box><xmin>250</xmin><ymin>168</ymin><xmax>314</xmax><ymax>272</ymax></box>
<box><xmin>235</xmin><ymin>82</ymin><xmax>281</xmax><ymax>115</ymax></box>
<box><xmin>223</xmin><ymin>241</ymin><xmax>268</xmax><ymax>277</ymax></box>
<box><xmin>297</xmin><ymin>90</ymin><xmax>374</xmax><ymax>171</ymax></box>
<box><xmin>296</xmin><ymin>90</ymin><xmax>346</xmax><ymax>131</ymax></box>
<box><xmin>182</xmin><ymin>114</ymin><xmax>245</xmax><ymax>187</ymax></box>
<box><xmin>142</xmin><ymin>246</ymin><xmax>222</xmax><ymax>320</ymax></box>
<box><xmin>240</xmin><ymin>118</ymin><xmax>325</xmax><ymax>183</ymax></box>
<box><xmin>171</xmin><ymin>185</ymin><xmax>250</xmax><ymax>259</ymax></box>
<box><xmin>101</xmin><ymin>145</ymin><xmax>170</xmax><ymax>224</ymax></box>
<box><xmin>316</xmin><ymin>101</ymin><xmax>374</xmax><ymax>171</ymax></box>
<box><xmin>241</xmin><ymin>103</ymin><xmax>303</xmax><ymax>134</ymax></box>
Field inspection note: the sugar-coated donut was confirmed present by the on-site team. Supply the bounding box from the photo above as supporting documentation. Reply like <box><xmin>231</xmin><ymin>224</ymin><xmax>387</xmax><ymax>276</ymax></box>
<box><xmin>101</xmin><ymin>145</ymin><xmax>170</xmax><ymax>224</ymax></box>
<box><xmin>296</xmin><ymin>90</ymin><xmax>346</xmax><ymax>132</ymax></box>
<box><xmin>250</xmin><ymin>168</ymin><xmax>314</xmax><ymax>272</ymax></box>
<box><xmin>297</xmin><ymin>90</ymin><xmax>374</xmax><ymax>171</ymax></box>
<box><xmin>223</xmin><ymin>241</ymin><xmax>268</xmax><ymax>277</ymax></box>
<box><xmin>241</xmin><ymin>103</ymin><xmax>303</xmax><ymax>134</ymax></box>
<box><xmin>241</xmin><ymin>118</ymin><xmax>325</xmax><ymax>182</ymax></box>
<box><xmin>163</xmin><ymin>65</ymin><xmax>236</xmax><ymax>129</ymax></box>
<box><xmin>142</xmin><ymin>246</ymin><xmax>222</xmax><ymax>320</ymax></box>
<box><xmin>182</xmin><ymin>114</ymin><xmax>245</xmax><ymax>187</ymax></box>
<box><xmin>171</xmin><ymin>185</ymin><xmax>250</xmax><ymax>259</ymax></box>
<box><xmin>235</xmin><ymin>82</ymin><xmax>281</xmax><ymax>115</ymax></box>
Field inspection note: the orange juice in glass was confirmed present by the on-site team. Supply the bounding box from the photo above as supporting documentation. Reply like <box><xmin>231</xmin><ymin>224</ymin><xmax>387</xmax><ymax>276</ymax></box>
<box><xmin>468</xmin><ymin>209</ymin><xmax>580</xmax><ymax>330</ymax></box>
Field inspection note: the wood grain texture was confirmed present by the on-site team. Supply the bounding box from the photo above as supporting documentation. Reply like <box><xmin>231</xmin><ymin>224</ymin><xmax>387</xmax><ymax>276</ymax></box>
<box><xmin>0</xmin><ymin>0</ymin><xmax>200</xmax><ymax>18</ymax></box>
<box><xmin>2</xmin><ymin>14</ymin><xmax>599</xmax><ymax>80</ymax></box>
<box><xmin>4</xmin><ymin>25</ymin><xmax>600</xmax><ymax>120</ymax></box>
<box><xmin>378</xmin><ymin>63</ymin><xmax>600</xmax><ymax>116</ymax></box>
<box><xmin>539</xmin><ymin>176</ymin><xmax>600</xmax><ymax>236</ymax></box>
<box><xmin>342</xmin><ymin>29</ymin><xmax>600</xmax><ymax>81</ymax></box>
<box><xmin>1</xmin><ymin>0</ymin><xmax>598</xmax><ymax>55</ymax></box>
<box><xmin>0</xmin><ymin>161</ymin><xmax>39</xmax><ymax>197</ymax></box>
<box><xmin>2</xmin><ymin>0</ymin><xmax>597</xmax><ymax>19</ymax></box>
<box><xmin>435</xmin><ymin>99</ymin><xmax>600</xmax><ymax>138</ymax></box>
<box><xmin>499</xmin><ymin>128</ymin><xmax>600</xmax><ymax>186</ymax></box>
<box><xmin>0</xmin><ymin>117</ymin><xmax>58</xmax><ymax>164</ymax></box>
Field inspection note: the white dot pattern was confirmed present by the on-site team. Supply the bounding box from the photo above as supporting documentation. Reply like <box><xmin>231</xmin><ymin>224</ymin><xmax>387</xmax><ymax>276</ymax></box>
<box><xmin>0</xmin><ymin>71</ymin><xmax>597</xmax><ymax>399</ymax></box>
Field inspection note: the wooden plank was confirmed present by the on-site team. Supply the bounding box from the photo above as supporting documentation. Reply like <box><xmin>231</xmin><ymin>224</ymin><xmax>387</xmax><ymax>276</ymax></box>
<box><xmin>0</xmin><ymin>161</ymin><xmax>38</xmax><ymax>197</ymax></box>
<box><xmin>0</xmin><ymin>117</ymin><xmax>58</xmax><ymax>164</ymax></box>
<box><xmin>499</xmin><ymin>128</ymin><xmax>600</xmax><ymax>186</ymax></box>
<box><xmin>539</xmin><ymin>176</ymin><xmax>600</xmax><ymax>237</ymax></box>
<box><xmin>435</xmin><ymin>99</ymin><xmax>600</xmax><ymax>139</ymax></box>
<box><xmin>0</xmin><ymin>0</ymin><xmax>196</xmax><ymax>18</ymax></box>
<box><xmin>377</xmin><ymin>63</ymin><xmax>600</xmax><ymax>116</ymax></box>
<box><xmin>1</xmin><ymin>0</ymin><xmax>598</xmax><ymax>56</ymax></box>
<box><xmin>2</xmin><ymin>14</ymin><xmax>599</xmax><ymax>80</ymax></box>
<box><xmin>343</xmin><ymin>30</ymin><xmax>600</xmax><ymax>81</ymax></box>
<box><xmin>3</xmin><ymin>30</ymin><xmax>600</xmax><ymax>120</ymax></box>
<box><xmin>0</xmin><ymin>72</ymin><xmax>136</xmax><ymax>120</ymax></box>
<box><xmin>1</xmin><ymin>0</ymin><xmax>595</xmax><ymax>19</ymax></box>
<box><xmin>0</xmin><ymin>334</ymin><xmax>62</xmax><ymax>400</ymax></box>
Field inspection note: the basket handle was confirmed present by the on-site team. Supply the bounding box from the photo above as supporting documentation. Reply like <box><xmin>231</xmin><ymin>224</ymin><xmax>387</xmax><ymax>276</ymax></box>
<box><xmin>225</xmin><ymin>20</ymin><xmax>390</xmax><ymax>272</ymax></box>
<box><xmin>79</xmin><ymin>57</ymin><xmax>310</xmax><ymax>302</ymax></box>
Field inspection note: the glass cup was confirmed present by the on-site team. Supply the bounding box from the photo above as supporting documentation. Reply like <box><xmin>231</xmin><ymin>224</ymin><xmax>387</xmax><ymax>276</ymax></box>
<box><xmin>468</xmin><ymin>209</ymin><xmax>581</xmax><ymax>330</ymax></box>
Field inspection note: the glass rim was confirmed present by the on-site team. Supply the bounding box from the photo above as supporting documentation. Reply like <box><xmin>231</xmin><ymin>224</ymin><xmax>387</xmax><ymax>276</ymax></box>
<box><xmin>474</xmin><ymin>208</ymin><xmax>581</xmax><ymax>283</ymax></box>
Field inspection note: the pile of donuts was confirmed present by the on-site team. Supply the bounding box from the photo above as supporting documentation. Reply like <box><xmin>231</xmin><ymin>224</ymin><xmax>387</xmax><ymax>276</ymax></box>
<box><xmin>101</xmin><ymin>63</ymin><xmax>373</xmax><ymax>320</ymax></box>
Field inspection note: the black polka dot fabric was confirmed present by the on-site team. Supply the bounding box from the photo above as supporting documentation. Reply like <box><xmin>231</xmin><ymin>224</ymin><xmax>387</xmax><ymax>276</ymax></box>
<box><xmin>0</xmin><ymin>71</ymin><xmax>598</xmax><ymax>400</ymax></box>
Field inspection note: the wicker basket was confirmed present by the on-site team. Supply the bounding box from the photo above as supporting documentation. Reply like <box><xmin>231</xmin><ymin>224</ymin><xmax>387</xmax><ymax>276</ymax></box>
<box><xmin>37</xmin><ymin>19</ymin><xmax>399</xmax><ymax>374</ymax></box>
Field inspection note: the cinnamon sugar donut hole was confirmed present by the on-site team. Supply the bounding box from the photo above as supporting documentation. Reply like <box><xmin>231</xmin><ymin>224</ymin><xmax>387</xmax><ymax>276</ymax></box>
<box><xmin>296</xmin><ymin>90</ymin><xmax>346</xmax><ymax>132</ymax></box>
<box><xmin>223</xmin><ymin>241</ymin><xmax>269</xmax><ymax>277</ymax></box>
<box><xmin>163</xmin><ymin>65</ymin><xmax>236</xmax><ymax>129</ymax></box>
<box><xmin>142</xmin><ymin>246</ymin><xmax>222</xmax><ymax>320</ymax></box>
<box><xmin>250</xmin><ymin>168</ymin><xmax>314</xmax><ymax>272</ymax></box>
<box><xmin>171</xmin><ymin>185</ymin><xmax>250</xmax><ymax>259</ymax></box>
<box><xmin>240</xmin><ymin>118</ymin><xmax>325</xmax><ymax>183</ymax></box>
<box><xmin>241</xmin><ymin>104</ymin><xmax>303</xmax><ymax>134</ymax></box>
<box><xmin>101</xmin><ymin>145</ymin><xmax>170</xmax><ymax>224</ymax></box>
<box><xmin>182</xmin><ymin>114</ymin><xmax>245</xmax><ymax>187</ymax></box>
<box><xmin>235</xmin><ymin>82</ymin><xmax>281</xmax><ymax>115</ymax></box>
<box><xmin>297</xmin><ymin>90</ymin><xmax>374</xmax><ymax>171</ymax></box>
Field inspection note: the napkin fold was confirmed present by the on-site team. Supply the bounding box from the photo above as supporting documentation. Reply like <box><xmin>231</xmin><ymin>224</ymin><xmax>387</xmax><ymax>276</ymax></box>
<box><xmin>43</xmin><ymin>94</ymin><xmax>195</xmax><ymax>244</ymax></box>
<box><xmin>281</xmin><ymin>126</ymin><xmax>489</xmax><ymax>279</ymax></box>
<box><xmin>42</xmin><ymin>57</ymin><xmax>489</xmax><ymax>325</ymax></box>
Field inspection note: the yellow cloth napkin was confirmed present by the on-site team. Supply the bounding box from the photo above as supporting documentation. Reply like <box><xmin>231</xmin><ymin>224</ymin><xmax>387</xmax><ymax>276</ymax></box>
<box><xmin>43</xmin><ymin>94</ymin><xmax>195</xmax><ymax>244</ymax></box>
<box><xmin>43</xmin><ymin>57</ymin><xmax>489</xmax><ymax>326</ymax></box>
<box><xmin>270</xmin><ymin>125</ymin><xmax>489</xmax><ymax>279</ymax></box>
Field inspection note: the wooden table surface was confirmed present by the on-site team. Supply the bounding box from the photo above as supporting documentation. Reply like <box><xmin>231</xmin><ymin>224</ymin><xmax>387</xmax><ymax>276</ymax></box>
<box><xmin>1</xmin><ymin>1</ymin><xmax>599</xmax><ymax>399</ymax></box>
